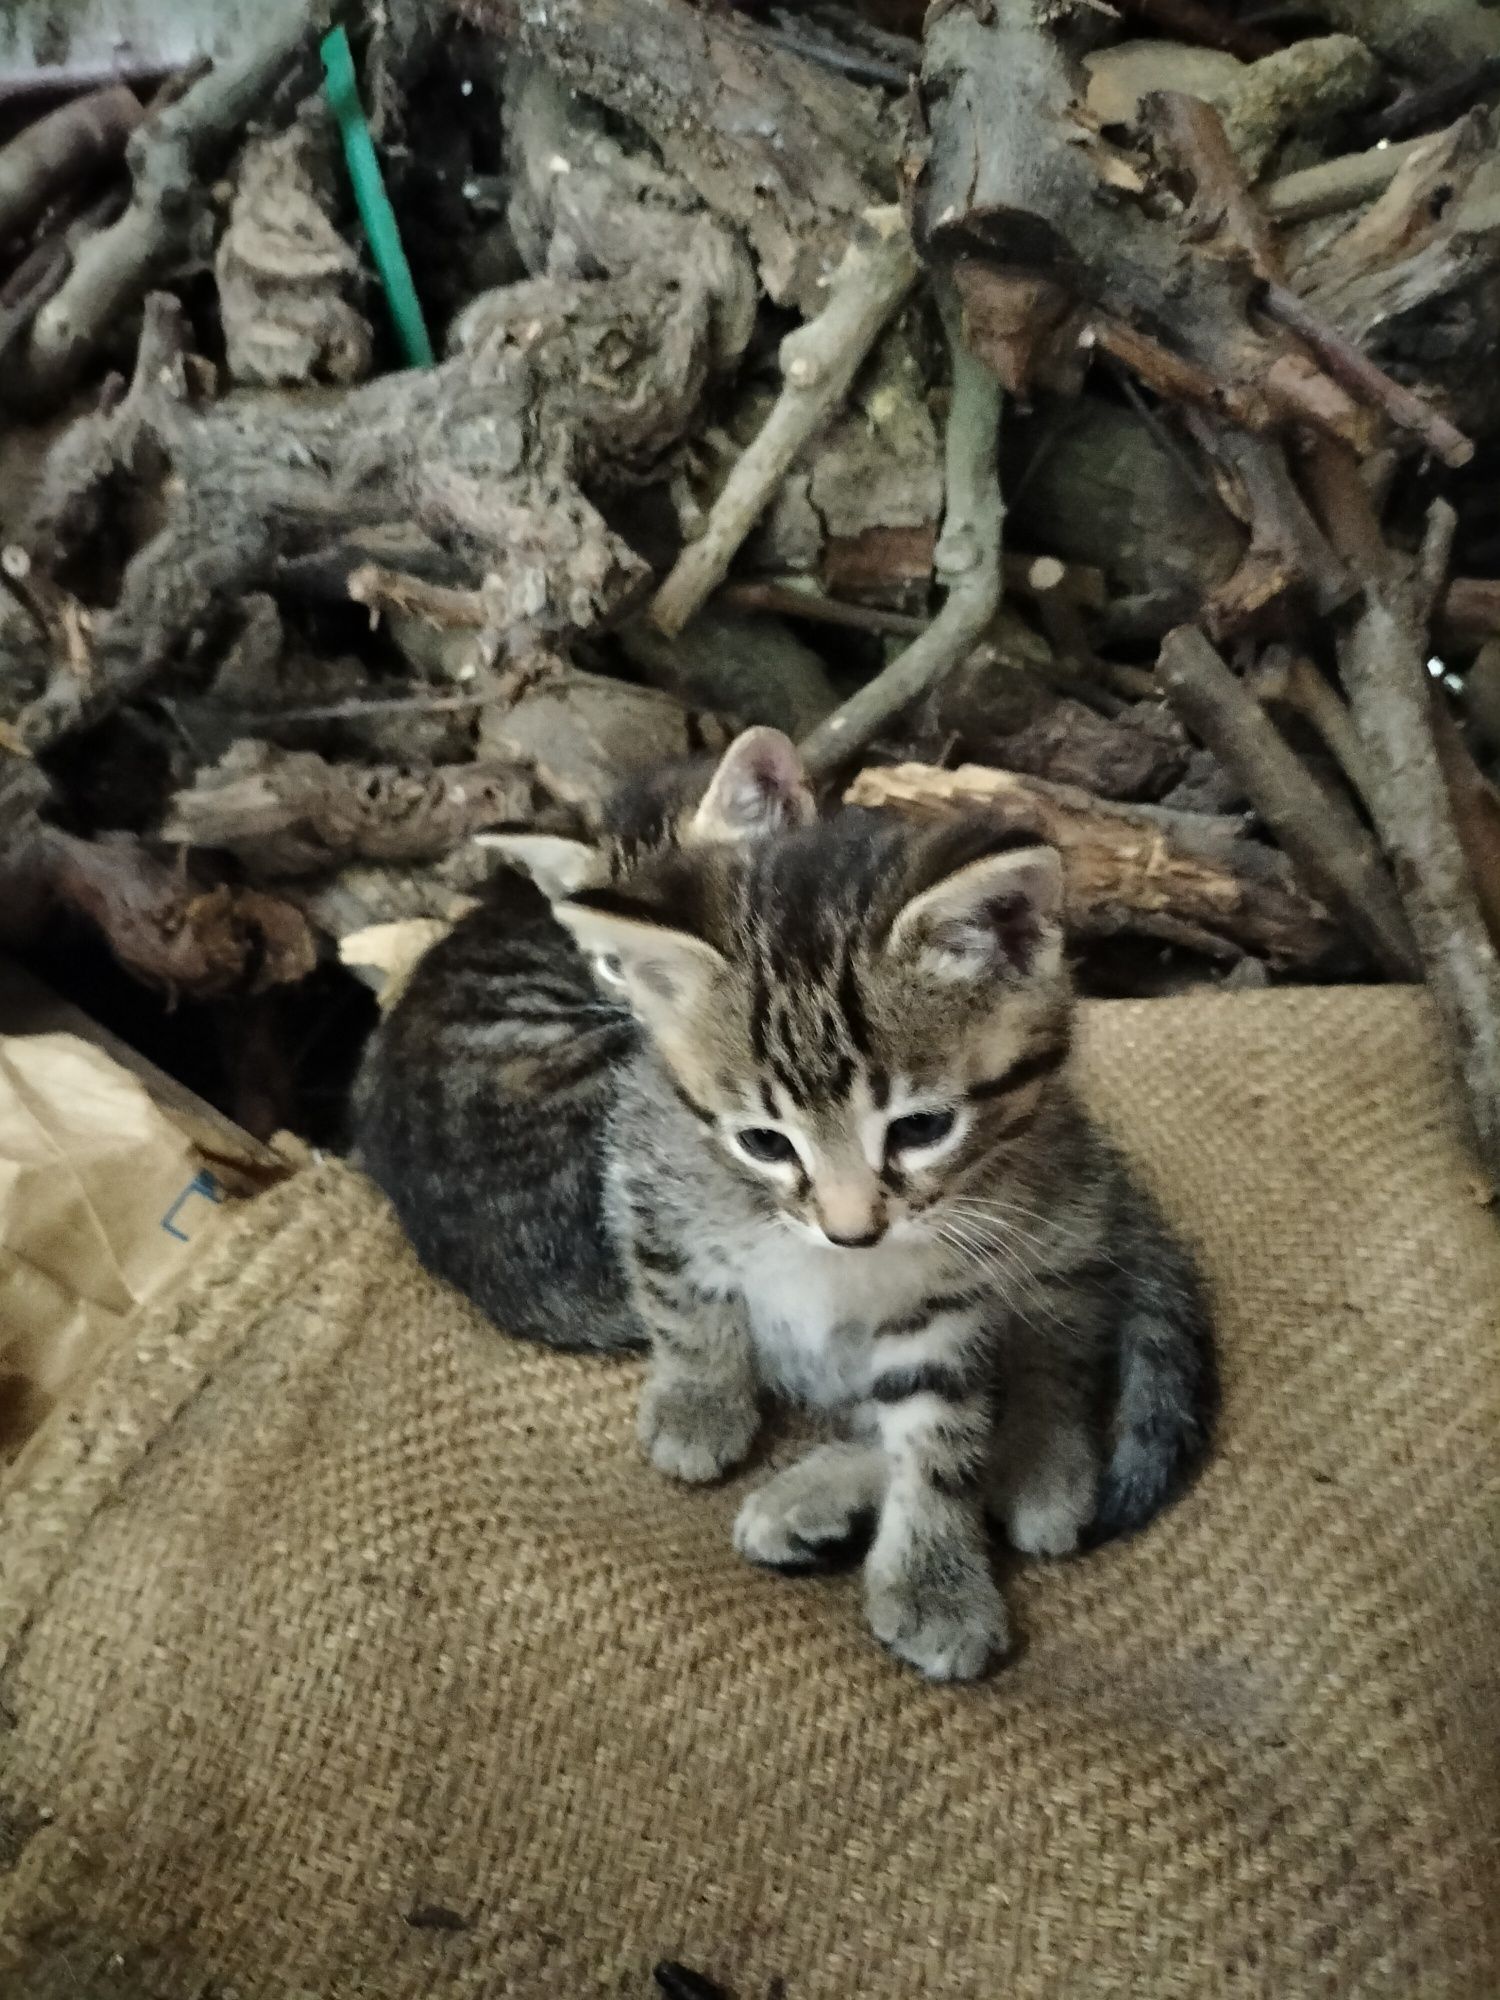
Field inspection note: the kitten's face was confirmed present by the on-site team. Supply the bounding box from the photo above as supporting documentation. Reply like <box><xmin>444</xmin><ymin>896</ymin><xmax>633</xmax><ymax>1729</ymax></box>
<box><xmin>555</xmin><ymin>742</ymin><xmax>1071</xmax><ymax>1254</ymax></box>
<box><xmin>687</xmin><ymin>937</ymin><xmax>1068</xmax><ymax>1251</ymax></box>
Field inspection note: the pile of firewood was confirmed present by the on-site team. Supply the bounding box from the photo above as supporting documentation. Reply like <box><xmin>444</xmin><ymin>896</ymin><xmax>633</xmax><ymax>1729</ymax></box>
<box><xmin>3</xmin><ymin>0</ymin><xmax>1500</xmax><ymax>1178</ymax></box>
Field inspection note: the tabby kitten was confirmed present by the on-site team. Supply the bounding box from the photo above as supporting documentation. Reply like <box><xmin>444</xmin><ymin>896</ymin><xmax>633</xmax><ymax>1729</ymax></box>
<box><xmin>554</xmin><ymin>735</ymin><xmax>1213</xmax><ymax>1680</ymax></box>
<box><xmin>360</xmin><ymin>730</ymin><xmax>1215</xmax><ymax>1681</ymax></box>
<box><xmin>353</xmin><ymin>735</ymin><xmax>814</xmax><ymax>1354</ymax></box>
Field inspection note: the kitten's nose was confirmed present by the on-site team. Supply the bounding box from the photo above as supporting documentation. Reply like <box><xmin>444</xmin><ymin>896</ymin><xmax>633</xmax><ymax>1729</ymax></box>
<box><xmin>823</xmin><ymin>1224</ymin><xmax>887</xmax><ymax>1250</ymax></box>
<box><xmin>815</xmin><ymin>1169</ymin><xmax>886</xmax><ymax>1249</ymax></box>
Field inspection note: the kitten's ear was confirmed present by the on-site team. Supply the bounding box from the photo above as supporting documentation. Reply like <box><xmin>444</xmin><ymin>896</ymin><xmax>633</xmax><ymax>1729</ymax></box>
<box><xmin>475</xmin><ymin>833</ymin><xmax>603</xmax><ymax>900</ymax></box>
<box><xmin>888</xmin><ymin>843</ymin><xmax>1064</xmax><ymax>981</ymax></box>
<box><xmin>553</xmin><ymin>901</ymin><xmax>726</xmax><ymax>1027</ymax></box>
<box><xmin>689</xmin><ymin>727</ymin><xmax>815</xmax><ymax>844</ymax></box>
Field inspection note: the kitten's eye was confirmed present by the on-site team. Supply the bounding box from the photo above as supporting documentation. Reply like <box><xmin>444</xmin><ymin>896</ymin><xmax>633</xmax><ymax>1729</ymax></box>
<box><xmin>735</xmin><ymin>1127</ymin><xmax>799</xmax><ymax>1165</ymax></box>
<box><xmin>887</xmin><ymin>1109</ymin><xmax>957</xmax><ymax>1154</ymax></box>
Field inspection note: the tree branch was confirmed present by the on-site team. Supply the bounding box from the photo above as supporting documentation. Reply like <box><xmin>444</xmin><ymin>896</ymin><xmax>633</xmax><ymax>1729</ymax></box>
<box><xmin>650</xmin><ymin>211</ymin><xmax>918</xmax><ymax>637</ymax></box>
<box><xmin>800</xmin><ymin>291</ymin><xmax>1003</xmax><ymax>778</ymax></box>
<box><xmin>1159</xmin><ymin>625</ymin><xmax>1418</xmax><ymax>977</ymax></box>
<box><xmin>13</xmin><ymin>3</ymin><xmax>316</xmax><ymax>407</ymax></box>
<box><xmin>1337</xmin><ymin>497</ymin><xmax>1500</xmax><ymax>1183</ymax></box>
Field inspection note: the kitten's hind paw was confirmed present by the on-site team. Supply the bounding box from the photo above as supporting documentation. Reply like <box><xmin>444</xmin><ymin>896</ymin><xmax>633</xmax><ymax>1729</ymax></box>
<box><xmin>732</xmin><ymin>1444</ymin><xmax>883</xmax><ymax>1571</ymax></box>
<box><xmin>864</xmin><ymin>1558</ymin><xmax>1010</xmax><ymax>1683</ymax></box>
<box><xmin>638</xmin><ymin>1377</ymin><xmax>759</xmax><ymax>1484</ymax></box>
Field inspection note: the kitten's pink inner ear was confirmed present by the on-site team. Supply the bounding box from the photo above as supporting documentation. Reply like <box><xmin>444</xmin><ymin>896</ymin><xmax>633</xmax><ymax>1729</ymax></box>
<box><xmin>690</xmin><ymin>726</ymin><xmax>815</xmax><ymax>843</ymax></box>
<box><xmin>889</xmin><ymin>846</ymin><xmax>1064</xmax><ymax>977</ymax></box>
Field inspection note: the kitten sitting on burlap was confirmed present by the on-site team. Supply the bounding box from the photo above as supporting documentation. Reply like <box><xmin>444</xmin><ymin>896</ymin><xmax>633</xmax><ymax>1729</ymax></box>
<box><xmin>356</xmin><ymin>730</ymin><xmax>1215</xmax><ymax>1680</ymax></box>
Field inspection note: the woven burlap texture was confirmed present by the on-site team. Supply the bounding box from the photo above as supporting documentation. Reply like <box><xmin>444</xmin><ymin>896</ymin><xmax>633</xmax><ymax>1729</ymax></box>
<box><xmin>1</xmin><ymin>988</ymin><xmax>1497</xmax><ymax>2000</ymax></box>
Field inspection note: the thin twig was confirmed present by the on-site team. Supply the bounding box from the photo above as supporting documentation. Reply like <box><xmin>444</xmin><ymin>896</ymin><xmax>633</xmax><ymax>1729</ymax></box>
<box><xmin>1262</xmin><ymin>282</ymin><xmax>1474</xmax><ymax>469</ymax></box>
<box><xmin>1159</xmin><ymin>626</ymin><xmax>1417</xmax><ymax>977</ymax></box>
<box><xmin>800</xmin><ymin>287</ymin><xmax>1003</xmax><ymax>778</ymax></box>
<box><xmin>651</xmin><ymin>208</ymin><xmax>919</xmax><ymax>636</ymax></box>
<box><xmin>1253</xmin><ymin>648</ymin><xmax>1381</xmax><ymax>816</ymax></box>
<box><xmin>718</xmin><ymin>581</ymin><xmax>926</xmax><ymax>639</ymax></box>
<box><xmin>217</xmin><ymin>689</ymin><xmax>503</xmax><ymax>725</ymax></box>
<box><xmin>1263</xmin><ymin>134</ymin><xmax>1429</xmax><ymax>224</ymax></box>
<box><xmin>346</xmin><ymin>565</ymin><xmax>490</xmax><ymax>630</ymax></box>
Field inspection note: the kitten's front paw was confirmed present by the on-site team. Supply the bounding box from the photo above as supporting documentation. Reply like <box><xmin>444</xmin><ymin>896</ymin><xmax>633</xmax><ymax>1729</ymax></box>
<box><xmin>733</xmin><ymin>1447</ymin><xmax>880</xmax><ymax>1570</ymax></box>
<box><xmin>637</xmin><ymin>1377</ymin><xmax>759</xmax><ymax>1485</ymax></box>
<box><xmin>864</xmin><ymin>1557</ymin><xmax>1010</xmax><ymax>1683</ymax></box>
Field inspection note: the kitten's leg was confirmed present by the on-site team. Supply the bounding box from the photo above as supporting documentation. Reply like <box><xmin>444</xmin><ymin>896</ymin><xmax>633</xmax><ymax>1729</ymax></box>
<box><xmin>733</xmin><ymin>1442</ymin><xmax>886</xmax><ymax>1570</ymax></box>
<box><xmin>986</xmin><ymin>1352</ymin><xmax>1099</xmax><ymax>1559</ymax></box>
<box><xmin>630</xmin><ymin>1248</ymin><xmax>760</xmax><ymax>1483</ymax></box>
<box><xmin>858</xmin><ymin>1342</ymin><xmax>1008</xmax><ymax>1681</ymax></box>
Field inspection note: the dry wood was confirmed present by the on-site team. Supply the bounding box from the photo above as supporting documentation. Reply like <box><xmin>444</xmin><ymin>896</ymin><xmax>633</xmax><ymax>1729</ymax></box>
<box><xmin>1442</xmin><ymin>579</ymin><xmax>1500</xmax><ymax>649</ymax></box>
<box><xmin>1252</xmin><ymin>648</ymin><xmax>1380</xmax><ymax>817</ymax></box>
<box><xmin>1212</xmin><ymin>36</ymin><xmax>1379</xmax><ymax>182</ymax></box>
<box><xmin>1262</xmin><ymin>283</ymin><xmax>1474</xmax><ymax>469</ymax></box>
<box><xmin>1159</xmin><ymin>625</ymin><xmax>1417</xmax><ymax>977</ymax></box>
<box><xmin>1263</xmin><ymin>137</ymin><xmax>1430</xmax><ymax>225</ymax></box>
<box><xmin>477</xmin><ymin>0</ymin><xmax>883</xmax><ymax>310</ymax></box>
<box><xmin>1337</xmin><ymin>497</ymin><xmax>1500</xmax><ymax>1183</ymax></box>
<box><xmin>800</xmin><ymin>292</ymin><xmax>1003</xmax><ymax>778</ymax></box>
<box><xmin>1153</xmin><ymin>89</ymin><xmax>1282</xmax><ymax>282</ymax></box>
<box><xmin>1430</xmin><ymin>695</ymin><xmax>1500</xmax><ymax>956</ymax></box>
<box><xmin>1368</xmin><ymin>55</ymin><xmax>1500</xmax><ymax>144</ymax></box>
<box><xmin>25</xmin><ymin>824</ymin><xmax>316</xmax><ymax>998</ymax></box>
<box><xmin>160</xmin><ymin>742</ymin><xmax>553</xmax><ymax>878</ymax></box>
<box><xmin>15</xmin><ymin>137</ymin><xmax>744</xmax><ymax>750</ymax></box>
<box><xmin>1006</xmin><ymin>400</ymin><xmax>1244</xmax><ymax>619</ymax></box>
<box><xmin>1195</xmin><ymin>422</ymin><xmax>1352</xmax><ymax>631</ymax></box>
<box><xmin>0</xmin><ymin>755</ymin><xmax>50</xmax><ymax>862</ymax></box>
<box><xmin>479</xmin><ymin>664</ymin><xmax>734</xmax><ymax>825</ymax></box>
<box><xmin>1292</xmin><ymin>114</ymin><xmax>1500</xmax><ymax>441</ymax></box>
<box><xmin>346</xmin><ymin>566</ymin><xmax>490</xmax><ymax>631</ymax></box>
<box><xmin>845</xmin><ymin>762</ymin><xmax>1348</xmax><ymax>972</ymax></box>
<box><xmin>915</xmin><ymin>0</ymin><xmax>1374</xmax><ymax>456</ymax></box>
<box><xmin>13</xmin><ymin>3</ymin><xmax>317</xmax><ymax>407</ymax></box>
<box><xmin>0</xmin><ymin>84</ymin><xmax>142</xmax><ymax>246</ymax></box>
<box><xmin>215</xmin><ymin>106</ymin><xmax>372</xmax><ymax>390</ymax></box>
<box><xmin>651</xmin><ymin>212</ymin><xmax>919</xmax><ymax>636</ymax></box>
<box><xmin>719</xmin><ymin>580</ymin><xmax>926</xmax><ymax>643</ymax></box>
<box><xmin>619</xmin><ymin>610</ymin><xmax>837</xmax><ymax>738</ymax></box>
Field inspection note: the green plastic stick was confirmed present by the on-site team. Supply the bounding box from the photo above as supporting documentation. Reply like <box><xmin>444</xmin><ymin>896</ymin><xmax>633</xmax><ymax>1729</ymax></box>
<box><xmin>321</xmin><ymin>24</ymin><xmax>434</xmax><ymax>369</ymax></box>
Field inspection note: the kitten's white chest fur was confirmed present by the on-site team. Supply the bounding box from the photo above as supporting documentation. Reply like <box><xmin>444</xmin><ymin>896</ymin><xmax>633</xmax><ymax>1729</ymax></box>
<box><xmin>695</xmin><ymin>1227</ymin><xmax>942</xmax><ymax>1410</ymax></box>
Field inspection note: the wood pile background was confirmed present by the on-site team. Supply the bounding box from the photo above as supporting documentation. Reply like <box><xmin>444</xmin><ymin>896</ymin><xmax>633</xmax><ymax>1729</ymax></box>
<box><xmin>3</xmin><ymin>0</ymin><xmax>1500</xmax><ymax>1178</ymax></box>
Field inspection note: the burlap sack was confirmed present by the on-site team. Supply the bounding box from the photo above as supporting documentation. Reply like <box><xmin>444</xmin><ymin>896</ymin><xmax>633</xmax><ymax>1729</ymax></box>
<box><xmin>1</xmin><ymin>989</ymin><xmax>1497</xmax><ymax>1999</ymax></box>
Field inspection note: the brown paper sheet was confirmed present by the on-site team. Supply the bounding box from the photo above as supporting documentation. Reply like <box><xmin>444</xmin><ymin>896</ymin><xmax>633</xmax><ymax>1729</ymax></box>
<box><xmin>0</xmin><ymin>960</ymin><xmax>295</xmax><ymax>1454</ymax></box>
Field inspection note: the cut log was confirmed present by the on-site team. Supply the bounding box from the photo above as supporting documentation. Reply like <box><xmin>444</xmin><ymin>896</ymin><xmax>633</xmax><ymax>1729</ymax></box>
<box><xmin>846</xmin><ymin>762</ymin><xmax>1349</xmax><ymax>972</ymax></box>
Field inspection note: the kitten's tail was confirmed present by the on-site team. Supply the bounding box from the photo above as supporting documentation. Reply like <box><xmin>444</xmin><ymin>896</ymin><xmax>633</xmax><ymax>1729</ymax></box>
<box><xmin>1091</xmin><ymin>1246</ymin><xmax>1217</xmax><ymax>1542</ymax></box>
